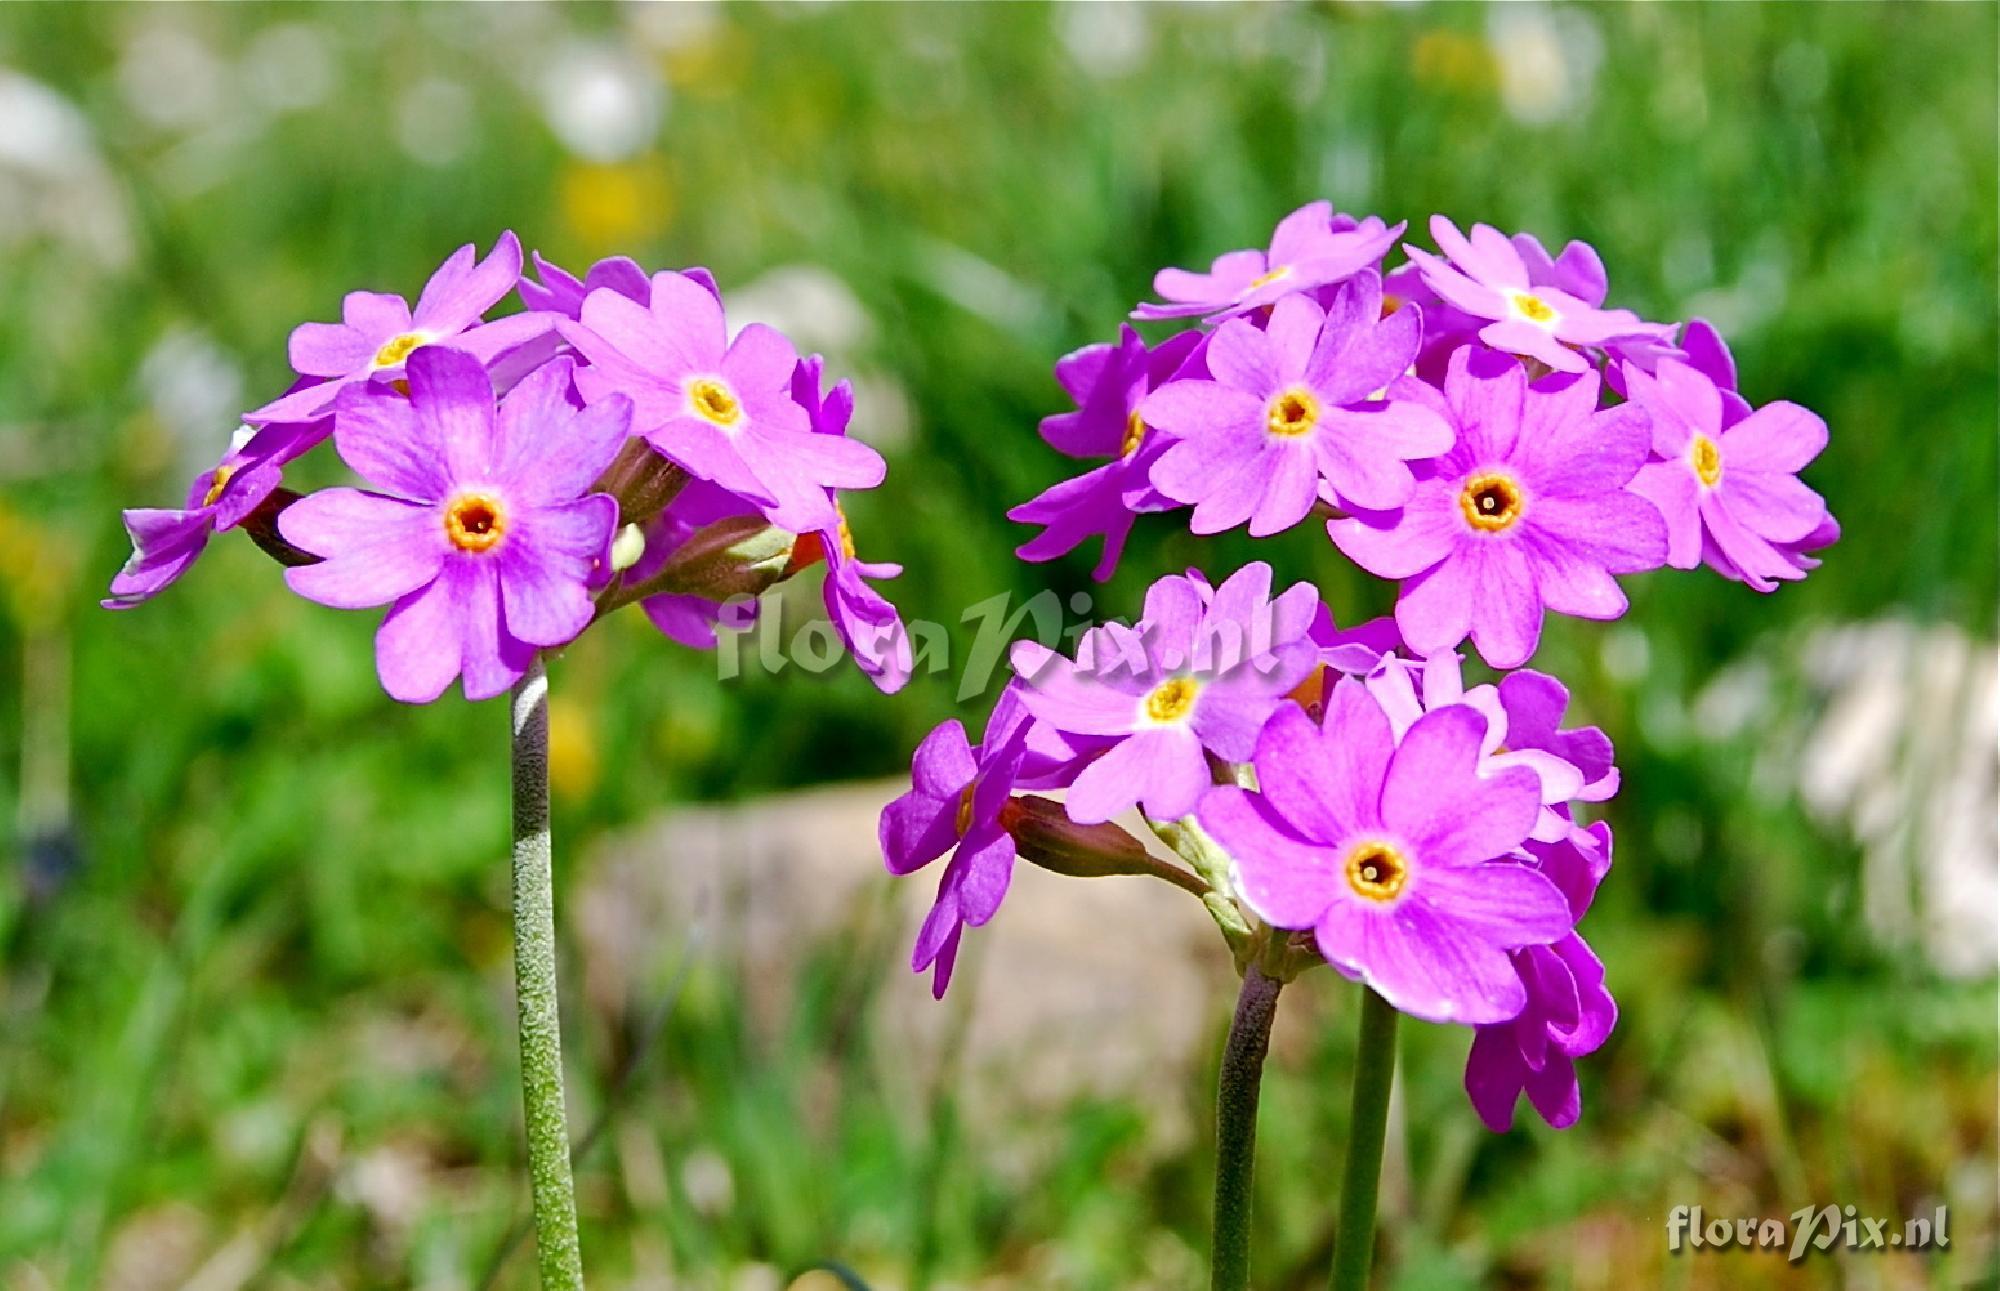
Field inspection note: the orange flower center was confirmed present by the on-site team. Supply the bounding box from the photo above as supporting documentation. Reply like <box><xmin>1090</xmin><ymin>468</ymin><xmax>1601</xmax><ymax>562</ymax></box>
<box><xmin>1266</xmin><ymin>387</ymin><xmax>1319</xmax><ymax>438</ymax></box>
<box><xmin>1344</xmin><ymin>841</ymin><xmax>1409</xmax><ymax>902</ymax></box>
<box><xmin>687</xmin><ymin>377</ymin><xmax>742</xmax><ymax>427</ymax></box>
<box><xmin>1458</xmin><ymin>472</ymin><xmax>1525</xmax><ymax>533</ymax></box>
<box><xmin>954</xmin><ymin>785</ymin><xmax>976</xmax><ymax>837</ymax></box>
<box><xmin>443</xmin><ymin>491</ymin><xmax>507</xmax><ymax>553</ymax></box>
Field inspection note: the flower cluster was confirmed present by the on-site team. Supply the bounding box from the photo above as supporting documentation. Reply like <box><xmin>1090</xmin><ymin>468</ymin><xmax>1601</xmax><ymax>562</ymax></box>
<box><xmin>889</xmin><ymin>203</ymin><xmax>1835</xmax><ymax>1133</ymax></box>
<box><xmin>106</xmin><ymin>234</ymin><xmax>910</xmax><ymax>701</ymax></box>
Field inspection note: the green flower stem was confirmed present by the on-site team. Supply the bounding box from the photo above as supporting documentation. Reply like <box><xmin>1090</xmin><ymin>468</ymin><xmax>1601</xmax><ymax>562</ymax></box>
<box><xmin>511</xmin><ymin>659</ymin><xmax>585</xmax><ymax>1289</ymax></box>
<box><xmin>1329</xmin><ymin>987</ymin><xmax>1398</xmax><ymax>1291</ymax></box>
<box><xmin>1211</xmin><ymin>962</ymin><xmax>1282</xmax><ymax>1291</ymax></box>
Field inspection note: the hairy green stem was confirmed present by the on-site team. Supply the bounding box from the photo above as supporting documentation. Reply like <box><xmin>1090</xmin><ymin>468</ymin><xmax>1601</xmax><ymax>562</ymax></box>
<box><xmin>511</xmin><ymin>659</ymin><xmax>585</xmax><ymax>1289</ymax></box>
<box><xmin>1329</xmin><ymin>987</ymin><xmax>1398</xmax><ymax>1291</ymax></box>
<box><xmin>1212</xmin><ymin>962</ymin><xmax>1282</xmax><ymax>1291</ymax></box>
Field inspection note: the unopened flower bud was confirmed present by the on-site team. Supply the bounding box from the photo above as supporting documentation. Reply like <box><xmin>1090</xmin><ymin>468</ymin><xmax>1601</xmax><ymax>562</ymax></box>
<box><xmin>1005</xmin><ymin>795</ymin><xmax>1150</xmax><ymax>877</ymax></box>
<box><xmin>647</xmin><ymin>515</ymin><xmax>798</xmax><ymax>603</ymax></box>
<box><xmin>1006</xmin><ymin>795</ymin><xmax>1208</xmax><ymax>896</ymax></box>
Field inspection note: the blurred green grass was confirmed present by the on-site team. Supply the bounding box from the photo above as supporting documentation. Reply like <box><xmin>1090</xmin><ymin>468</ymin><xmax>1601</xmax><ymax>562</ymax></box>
<box><xmin>0</xmin><ymin>2</ymin><xmax>1993</xmax><ymax>1288</ymax></box>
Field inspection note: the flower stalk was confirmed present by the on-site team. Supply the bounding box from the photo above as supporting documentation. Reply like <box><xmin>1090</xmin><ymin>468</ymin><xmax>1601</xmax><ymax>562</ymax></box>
<box><xmin>1211</xmin><ymin>962</ymin><xmax>1282</xmax><ymax>1291</ymax></box>
<box><xmin>511</xmin><ymin>659</ymin><xmax>586</xmax><ymax>1289</ymax></box>
<box><xmin>1329</xmin><ymin>986</ymin><xmax>1398</xmax><ymax>1291</ymax></box>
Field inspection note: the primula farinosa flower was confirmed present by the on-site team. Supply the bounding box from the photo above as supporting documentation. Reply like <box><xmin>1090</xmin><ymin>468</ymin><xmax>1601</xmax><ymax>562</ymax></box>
<box><xmin>1143</xmin><ymin>277</ymin><xmax>1454</xmax><ymax>535</ymax></box>
<box><xmin>1135</xmin><ymin>202</ymin><xmax>1404</xmax><ymax>323</ymax></box>
<box><xmin>1198</xmin><ymin>678</ymin><xmax>1573</xmax><ymax>1024</ymax></box>
<box><xmin>1403</xmin><ymin>217</ymin><xmax>1671</xmax><ymax>374</ymax></box>
<box><xmin>1331</xmin><ymin>346</ymin><xmax>1669</xmax><ymax>670</ymax></box>
<box><xmin>789</xmin><ymin>355</ymin><xmax>912</xmax><ymax>692</ymax></box>
<box><xmin>248</xmin><ymin>233</ymin><xmax>543</xmax><ymax>424</ymax></box>
<box><xmin>1367</xmin><ymin>652</ymin><xmax>1615</xmax><ymax>842</ymax></box>
<box><xmin>103</xmin><ymin>415</ymin><xmax>330</xmax><ymax>608</ymax></box>
<box><xmin>518</xmin><ymin>250</ymin><xmax>724</xmax><ymax>326</ymax></box>
<box><xmin>1465</xmin><ymin>820</ymin><xmax>1618</xmax><ymax>1130</ymax></box>
<box><xmin>1035</xmin><ymin>325</ymin><xmax>1202</xmax><ymax>461</ymax></box>
<box><xmin>803</xmin><ymin>512</ymin><xmax>911</xmax><ymax>692</ymax></box>
<box><xmin>279</xmin><ymin>349</ymin><xmax>629</xmax><ymax>703</ymax></box>
<box><xmin>1010</xmin><ymin>562</ymin><xmax>1318</xmax><ymax>824</ymax></box>
<box><xmin>1009</xmin><ymin>327</ymin><xmax>1201</xmax><ymax>581</ymax></box>
<box><xmin>519</xmin><ymin>252</ymin><xmax>648</xmax><ymax>318</ymax></box>
<box><xmin>880</xmin><ymin>685</ymin><xmax>1094</xmax><ymax>997</ymax></box>
<box><xmin>559</xmin><ymin>270</ymin><xmax>884</xmax><ymax>533</ymax></box>
<box><xmin>1624</xmin><ymin>356</ymin><xmax>1832</xmax><ymax>593</ymax></box>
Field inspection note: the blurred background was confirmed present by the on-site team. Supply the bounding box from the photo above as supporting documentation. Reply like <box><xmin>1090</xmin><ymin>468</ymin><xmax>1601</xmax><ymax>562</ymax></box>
<box><xmin>0</xmin><ymin>3</ymin><xmax>1994</xmax><ymax>1289</ymax></box>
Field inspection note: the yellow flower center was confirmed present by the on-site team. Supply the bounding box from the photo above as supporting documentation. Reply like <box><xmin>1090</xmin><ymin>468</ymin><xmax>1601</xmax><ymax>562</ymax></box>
<box><xmin>954</xmin><ymin>785</ymin><xmax>976</xmax><ymax>837</ymax></box>
<box><xmin>1458</xmin><ymin>472</ymin><xmax>1525</xmax><ymax>533</ymax></box>
<box><xmin>1248</xmin><ymin>265</ymin><xmax>1291</xmax><ymax>290</ymax></box>
<box><xmin>1122</xmin><ymin>409</ymin><xmax>1147</xmax><ymax>458</ymax></box>
<box><xmin>1692</xmin><ymin>434</ymin><xmax>1723</xmax><ymax>488</ymax></box>
<box><xmin>835</xmin><ymin>507</ymin><xmax>857</xmax><ymax>560</ymax></box>
<box><xmin>1144</xmin><ymin>675</ymin><xmax>1200</xmax><ymax>723</ymax></box>
<box><xmin>1344</xmin><ymin>841</ymin><xmax>1409</xmax><ymax>902</ymax></box>
<box><xmin>443</xmin><ymin>491</ymin><xmax>507</xmax><ymax>553</ymax></box>
<box><xmin>1266</xmin><ymin>387</ymin><xmax>1319</xmax><ymax>438</ymax></box>
<box><xmin>1511</xmin><ymin>292</ymin><xmax>1558</xmax><ymax>326</ymax></box>
<box><xmin>687</xmin><ymin>377</ymin><xmax>742</xmax><ymax>427</ymax></box>
<box><xmin>1381</xmin><ymin>294</ymin><xmax>1403</xmax><ymax>318</ymax></box>
<box><xmin>202</xmin><ymin>464</ymin><xmax>235</xmax><ymax>508</ymax></box>
<box><xmin>372</xmin><ymin>331</ymin><xmax>428</xmax><ymax>369</ymax></box>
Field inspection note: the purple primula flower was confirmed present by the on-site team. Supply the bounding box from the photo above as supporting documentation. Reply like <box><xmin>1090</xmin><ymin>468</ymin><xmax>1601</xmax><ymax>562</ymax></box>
<box><xmin>1624</xmin><ymin>357</ymin><xmax>1831</xmax><ymax>592</ymax></box>
<box><xmin>1034</xmin><ymin>325</ymin><xmax>1204</xmax><ymax>461</ymax></box>
<box><xmin>1144</xmin><ymin>276</ymin><xmax>1454</xmax><ymax>535</ymax></box>
<box><xmin>1198</xmin><ymin>678</ymin><xmax>1574</xmax><ymax>1024</ymax></box>
<box><xmin>558</xmin><ymin>270</ymin><xmax>883</xmax><ymax>533</ymax></box>
<box><xmin>1009</xmin><ymin>327</ymin><xmax>1203</xmax><ymax>582</ymax></box>
<box><xmin>1404</xmin><ymin>217</ymin><xmax>1671</xmax><ymax>374</ymax></box>
<box><xmin>790</xmin><ymin>354</ymin><xmax>911</xmax><ymax>692</ymax></box>
<box><xmin>279</xmin><ymin>349</ymin><xmax>629</xmax><ymax>703</ymax></box>
<box><xmin>1010</xmin><ymin>562</ymin><xmax>1318</xmax><ymax>824</ymax></box>
<box><xmin>880</xmin><ymin>684</ymin><xmax>1094</xmax><ymax>997</ymax></box>
<box><xmin>1135</xmin><ymin>202</ymin><xmax>1404</xmax><ymax>323</ymax></box>
<box><xmin>520</xmin><ymin>252</ymin><xmax>648</xmax><ymax>318</ymax></box>
<box><xmin>103</xmin><ymin>413</ymin><xmax>331</xmax><ymax>609</ymax></box>
<box><xmin>1465</xmin><ymin>820</ymin><xmax>1618</xmax><ymax>1130</ymax></box>
<box><xmin>810</xmin><ymin>517</ymin><xmax>912</xmax><ymax>692</ymax></box>
<box><xmin>1331</xmin><ymin>346</ymin><xmax>1669</xmax><ymax>669</ymax></box>
<box><xmin>248</xmin><ymin>233</ymin><xmax>543</xmax><ymax>424</ymax></box>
